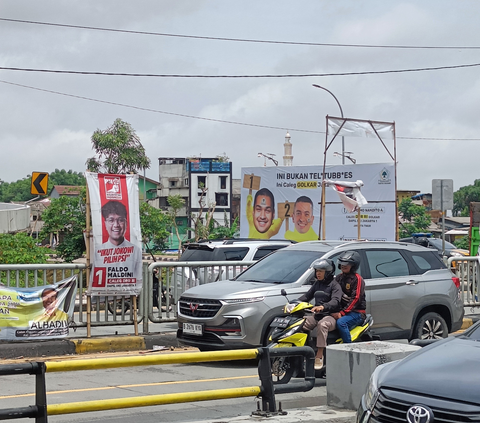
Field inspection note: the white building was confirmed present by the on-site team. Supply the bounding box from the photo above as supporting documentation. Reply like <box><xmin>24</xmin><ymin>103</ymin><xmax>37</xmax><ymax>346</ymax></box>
<box><xmin>158</xmin><ymin>157</ymin><xmax>233</xmax><ymax>244</ymax></box>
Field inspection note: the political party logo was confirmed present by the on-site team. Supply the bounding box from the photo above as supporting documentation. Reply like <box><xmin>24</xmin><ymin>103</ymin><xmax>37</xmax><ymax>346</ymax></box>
<box><xmin>379</xmin><ymin>168</ymin><xmax>391</xmax><ymax>185</ymax></box>
<box><xmin>104</xmin><ymin>177</ymin><xmax>122</xmax><ymax>200</ymax></box>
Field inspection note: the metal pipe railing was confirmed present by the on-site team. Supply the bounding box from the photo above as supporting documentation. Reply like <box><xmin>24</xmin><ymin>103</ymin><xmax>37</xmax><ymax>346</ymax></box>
<box><xmin>0</xmin><ymin>346</ymin><xmax>315</xmax><ymax>421</ymax></box>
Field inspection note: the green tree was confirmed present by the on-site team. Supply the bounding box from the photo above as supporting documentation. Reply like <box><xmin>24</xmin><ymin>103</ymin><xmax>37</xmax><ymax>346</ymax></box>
<box><xmin>398</xmin><ymin>198</ymin><xmax>432</xmax><ymax>239</ymax></box>
<box><xmin>0</xmin><ymin>233</ymin><xmax>47</xmax><ymax>265</ymax></box>
<box><xmin>86</xmin><ymin>118</ymin><xmax>151</xmax><ymax>174</ymax></box>
<box><xmin>453</xmin><ymin>180</ymin><xmax>480</xmax><ymax>216</ymax></box>
<box><xmin>209</xmin><ymin>215</ymin><xmax>238</xmax><ymax>239</ymax></box>
<box><xmin>49</xmin><ymin>169</ymin><xmax>86</xmax><ymax>188</ymax></box>
<box><xmin>0</xmin><ymin>169</ymin><xmax>86</xmax><ymax>203</ymax></box>
<box><xmin>453</xmin><ymin>235</ymin><xmax>469</xmax><ymax>250</ymax></box>
<box><xmin>40</xmin><ymin>194</ymin><xmax>87</xmax><ymax>262</ymax></box>
<box><xmin>167</xmin><ymin>194</ymin><xmax>186</xmax><ymax>257</ymax></box>
<box><xmin>139</xmin><ymin>202</ymin><xmax>170</xmax><ymax>260</ymax></box>
<box><xmin>0</xmin><ymin>177</ymin><xmax>36</xmax><ymax>203</ymax></box>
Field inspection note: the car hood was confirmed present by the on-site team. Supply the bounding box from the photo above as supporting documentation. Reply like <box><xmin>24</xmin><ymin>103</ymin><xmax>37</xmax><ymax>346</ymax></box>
<box><xmin>379</xmin><ymin>337</ymin><xmax>480</xmax><ymax>403</ymax></box>
<box><xmin>180</xmin><ymin>280</ymin><xmax>280</xmax><ymax>299</ymax></box>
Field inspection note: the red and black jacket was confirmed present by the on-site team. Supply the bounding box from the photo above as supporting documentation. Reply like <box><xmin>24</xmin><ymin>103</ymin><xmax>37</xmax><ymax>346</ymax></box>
<box><xmin>335</xmin><ymin>272</ymin><xmax>366</xmax><ymax>316</ymax></box>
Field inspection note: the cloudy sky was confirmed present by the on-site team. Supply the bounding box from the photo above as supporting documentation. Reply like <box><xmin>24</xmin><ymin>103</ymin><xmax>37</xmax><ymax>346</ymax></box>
<box><xmin>1</xmin><ymin>1</ymin><xmax>479</xmax><ymax>193</ymax></box>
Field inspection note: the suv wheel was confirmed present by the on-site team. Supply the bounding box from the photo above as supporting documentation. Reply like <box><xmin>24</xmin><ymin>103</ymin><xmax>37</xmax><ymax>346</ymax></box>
<box><xmin>413</xmin><ymin>312</ymin><xmax>448</xmax><ymax>340</ymax></box>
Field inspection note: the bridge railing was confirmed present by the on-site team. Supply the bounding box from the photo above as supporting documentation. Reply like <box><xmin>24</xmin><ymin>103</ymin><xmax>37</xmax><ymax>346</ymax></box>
<box><xmin>0</xmin><ymin>346</ymin><xmax>315</xmax><ymax>422</ymax></box>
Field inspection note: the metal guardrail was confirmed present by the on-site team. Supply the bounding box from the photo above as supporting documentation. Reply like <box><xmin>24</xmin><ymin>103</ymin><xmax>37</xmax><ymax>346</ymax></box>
<box><xmin>0</xmin><ymin>261</ymin><xmax>253</xmax><ymax>334</ymax></box>
<box><xmin>449</xmin><ymin>256</ymin><xmax>480</xmax><ymax>307</ymax></box>
<box><xmin>0</xmin><ymin>346</ymin><xmax>315</xmax><ymax>421</ymax></box>
<box><xmin>142</xmin><ymin>260</ymin><xmax>253</xmax><ymax>332</ymax></box>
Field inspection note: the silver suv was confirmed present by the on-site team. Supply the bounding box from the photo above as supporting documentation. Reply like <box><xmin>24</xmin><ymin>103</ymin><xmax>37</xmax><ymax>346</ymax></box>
<box><xmin>177</xmin><ymin>241</ymin><xmax>464</xmax><ymax>350</ymax></box>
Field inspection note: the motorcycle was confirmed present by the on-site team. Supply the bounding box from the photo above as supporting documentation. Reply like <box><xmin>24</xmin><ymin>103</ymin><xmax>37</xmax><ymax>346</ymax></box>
<box><xmin>266</xmin><ymin>289</ymin><xmax>374</xmax><ymax>384</ymax></box>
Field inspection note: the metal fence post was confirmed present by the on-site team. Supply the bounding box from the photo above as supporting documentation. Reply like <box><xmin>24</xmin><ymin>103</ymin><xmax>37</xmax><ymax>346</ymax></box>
<box><xmin>257</xmin><ymin>347</ymin><xmax>276</xmax><ymax>413</ymax></box>
<box><xmin>35</xmin><ymin>362</ymin><xmax>48</xmax><ymax>423</ymax></box>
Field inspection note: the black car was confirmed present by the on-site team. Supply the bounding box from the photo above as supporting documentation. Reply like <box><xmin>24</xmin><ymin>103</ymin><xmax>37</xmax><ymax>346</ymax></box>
<box><xmin>357</xmin><ymin>321</ymin><xmax>480</xmax><ymax>423</ymax></box>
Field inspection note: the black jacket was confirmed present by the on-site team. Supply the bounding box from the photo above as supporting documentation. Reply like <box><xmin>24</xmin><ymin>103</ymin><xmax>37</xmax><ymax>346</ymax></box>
<box><xmin>297</xmin><ymin>276</ymin><xmax>342</xmax><ymax>319</ymax></box>
<box><xmin>335</xmin><ymin>272</ymin><xmax>366</xmax><ymax>316</ymax></box>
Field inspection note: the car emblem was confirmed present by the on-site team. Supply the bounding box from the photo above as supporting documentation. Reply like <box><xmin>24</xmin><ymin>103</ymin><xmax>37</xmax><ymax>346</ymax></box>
<box><xmin>406</xmin><ymin>405</ymin><xmax>433</xmax><ymax>423</ymax></box>
<box><xmin>189</xmin><ymin>303</ymin><xmax>199</xmax><ymax>314</ymax></box>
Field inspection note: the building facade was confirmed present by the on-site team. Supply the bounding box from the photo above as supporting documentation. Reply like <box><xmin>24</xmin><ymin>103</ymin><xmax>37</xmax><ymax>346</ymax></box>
<box><xmin>157</xmin><ymin>157</ymin><xmax>233</xmax><ymax>248</ymax></box>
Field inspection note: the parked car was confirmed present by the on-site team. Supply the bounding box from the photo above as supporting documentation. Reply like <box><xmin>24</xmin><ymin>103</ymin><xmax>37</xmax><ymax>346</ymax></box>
<box><xmin>400</xmin><ymin>233</ymin><xmax>469</xmax><ymax>260</ymax></box>
<box><xmin>177</xmin><ymin>240</ymin><xmax>464</xmax><ymax>351</ymax></box>
<box><xmin>357</xmin><ymin>320</ymin><xmax>480</xmax><ymax>423</ymax></box>
<box><xmin>172</xmin><ymin>239</ymin><xmax>294</xmax><ymax>289</ymax></box>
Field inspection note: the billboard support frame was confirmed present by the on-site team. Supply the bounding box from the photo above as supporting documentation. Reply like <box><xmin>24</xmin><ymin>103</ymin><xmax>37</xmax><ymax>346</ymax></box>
<box><xmin>319</xmin><ymin>116</ymin><xmax>397</xmax><ymax>240</ymax></box>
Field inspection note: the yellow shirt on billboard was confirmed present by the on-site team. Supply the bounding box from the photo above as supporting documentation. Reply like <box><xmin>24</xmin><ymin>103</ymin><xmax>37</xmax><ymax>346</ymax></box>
<box><xmin>284</xmin><ymin>226</ymin><xmax>318</xmax><ymax>242</ymax></box>
<box><xmin>246</xmin><ymin>194</ymin><xmax>283</xmax><ymax>239</ymax></box>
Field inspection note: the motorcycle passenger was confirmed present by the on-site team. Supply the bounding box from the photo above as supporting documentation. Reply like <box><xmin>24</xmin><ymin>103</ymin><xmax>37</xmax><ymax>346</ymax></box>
<box><xmin>331</xmin><ymin>251</ymin><xmax>366</xmax><ymax>343</ymax></box>
<box><xmin>297</xmin><ymin>258</ymin><xmax>342</xmax><ymax>370</ymax></box>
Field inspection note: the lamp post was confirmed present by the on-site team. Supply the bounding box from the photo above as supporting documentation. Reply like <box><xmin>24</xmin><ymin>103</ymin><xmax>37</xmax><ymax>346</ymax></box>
<box><xmin>257</xmin><ymin>152</ymin><xmax>278</xmax><ymax>166</ymax></box>
<box><xmin>312</xmin><ymin>84</ymin><xmax>345</xmax><ymax>164</ymax></box>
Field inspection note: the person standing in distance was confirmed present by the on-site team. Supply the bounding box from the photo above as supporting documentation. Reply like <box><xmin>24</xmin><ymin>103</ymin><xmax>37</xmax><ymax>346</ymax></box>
<box><xmin>246</xmin><ymin>188</ymin><xmax>283</xmax><ymax>239</ymax></box>
<box><xmin>330</xmin><ymin>251</ymin><xmax>366</xmax><ymax>343</ymax></box>
<box><xmin>297</xmin><ymin>258</ymin><xmax>342</xmax><ymax>370</ymax></box>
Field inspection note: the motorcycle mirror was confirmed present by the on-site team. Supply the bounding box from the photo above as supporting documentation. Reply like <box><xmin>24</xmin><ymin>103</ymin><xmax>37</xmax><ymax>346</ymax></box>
<box><xmin>281</xmin><ymin>289</ymin><xmax>287</xmax><ymax>297</ymax></box>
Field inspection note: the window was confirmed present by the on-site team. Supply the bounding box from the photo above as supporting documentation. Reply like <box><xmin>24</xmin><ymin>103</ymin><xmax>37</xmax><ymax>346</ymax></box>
<box><xmin>215</xmin><ymin>193</ymin><xmax>228</xmax><ymax>206</ymax></box>
<box><xmin>169</xmin><ymin>180</ymin><xmax>177</xmax><ymax>187</ymax></box>
<box><xmin>184</xmin><ymin>178</ymin><xmax>189</xmax><ymax>186</ymax></box>
<box><xmin>365</xmin><ymin>250</ymin><xmax>409</xmax><ymax>279</ymax></box>
<box><xmin>197</xmin><ymin>176</ymin><xmax>206</xmax><ymax>189</ymax></box>
<box><xmin>409</xmin><ymin>251</ymin><xmax>445</xmax><ymax>273</ymax></box>
<box><xmin>253</xmin><ymin>246</ymin><xmax>286</xmax><ymax>260</ymax></box>
<box><xmin>220</xmin><ymin>176</ymin><xmax>227</xmax><ymax>190</ymax></box>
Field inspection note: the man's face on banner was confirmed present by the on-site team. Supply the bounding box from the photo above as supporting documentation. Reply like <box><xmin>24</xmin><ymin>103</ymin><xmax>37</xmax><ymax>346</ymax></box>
<box><xmin>42</xmin><ymin>289</ymin><xmax>57</xmax><ymax>314</ymax></box>
<box><xmin>253</xmin><ymin>195</ymin><xmax>273</xmax><ymax>233</ymax></box>
<box><xmin>292</xmin><ymin>201</ymin><xmax>314</xmax><ymax>234</ymax></box>
<box><xmin>105</xmin><ymin>213</ymin><xmax>127</xmax><ymax>245</ymax></box>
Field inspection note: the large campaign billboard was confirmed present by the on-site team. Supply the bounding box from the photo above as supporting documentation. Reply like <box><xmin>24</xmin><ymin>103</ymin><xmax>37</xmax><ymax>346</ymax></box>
<box><xmin>86</xmin><ymin>172</ymin><xmax>143</xmax><ymax>296</ymax></box>
<box><xmin>240</xmin><ymin>163</ymin><xmax>396</xmax><ymax>241</ymax></box>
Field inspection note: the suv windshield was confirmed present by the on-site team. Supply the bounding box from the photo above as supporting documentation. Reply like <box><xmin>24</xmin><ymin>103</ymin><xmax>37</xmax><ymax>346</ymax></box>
<box><xmin>235</xmin><ymin>250</ymin><xmax>322</xmax><ymax>284</ymax></box>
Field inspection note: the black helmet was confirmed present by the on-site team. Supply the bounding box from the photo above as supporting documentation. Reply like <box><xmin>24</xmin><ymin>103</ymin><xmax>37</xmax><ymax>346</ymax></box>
<box><xmin>312</xmin><ymin>258</ymin><xmax>335</xmax><ymax>279</ymax></box>
<box><xmin>337</xmin><ymin>250</ymin><xmax>361</xmax><ymax>272</ymax></box>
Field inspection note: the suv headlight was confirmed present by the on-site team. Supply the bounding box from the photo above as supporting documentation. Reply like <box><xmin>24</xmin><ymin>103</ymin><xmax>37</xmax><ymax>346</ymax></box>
<box><xmin>363</xmin><ymin>366</ymin><xmax>381</xmax><ymax>411</ymax></box>
<box><xmin>221</xmin><ymin>297</ymin><xmax>265</xmax><ymax>304</ymax></box>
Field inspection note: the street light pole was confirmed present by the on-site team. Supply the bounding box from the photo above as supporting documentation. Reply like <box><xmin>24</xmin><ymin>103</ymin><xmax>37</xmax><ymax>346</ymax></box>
<box><xmin>312</xmin><ymin>84</ymin><xmax>345</xmax><ymax>164</ymax></box>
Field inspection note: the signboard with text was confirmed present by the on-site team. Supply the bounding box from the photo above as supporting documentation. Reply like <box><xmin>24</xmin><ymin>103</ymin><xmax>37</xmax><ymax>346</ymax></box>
<box><xmin>240</xmin><ymin>163</ymin><xmax>396</xmax><ymax>242</ymax></box>
<box><xmin>86</xmin><ymin>172</ymin><xmax>143</xmax><ymax>296</ymax></box>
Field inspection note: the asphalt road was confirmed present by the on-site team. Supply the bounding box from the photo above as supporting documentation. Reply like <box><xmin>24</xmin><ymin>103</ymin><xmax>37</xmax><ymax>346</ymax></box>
<box><xmin>0</xmin><ymin>352</ymin><xmax>330</xmax><ymax>423</ymax></box>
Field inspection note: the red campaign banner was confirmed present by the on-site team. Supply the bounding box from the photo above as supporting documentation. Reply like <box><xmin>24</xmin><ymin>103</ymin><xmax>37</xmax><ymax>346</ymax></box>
<box><xmin>86</xmin><ymin>172</ymin><xmax>143</xmax><ymax>296</ymax></box>
<box><xmin>98</xmin><ymin>175</ymin><xmax>131</xmax><ymax>242</ymax></box>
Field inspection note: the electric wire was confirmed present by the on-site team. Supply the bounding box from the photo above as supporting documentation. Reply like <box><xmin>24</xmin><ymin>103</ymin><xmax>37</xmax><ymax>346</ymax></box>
<box><xmin>2</xmin><ymin>62</ymin><xmax>480</xmax><ymax>78</ymax></box>
<box><xmin>1</xmin><ymin>79</ymin><xmax>479</xmax><ymax>141</ymax></box>
<box><xmin>1</xmin><ymin>17</ymin><xmax>480</xmax><ymax>50</ymax></box>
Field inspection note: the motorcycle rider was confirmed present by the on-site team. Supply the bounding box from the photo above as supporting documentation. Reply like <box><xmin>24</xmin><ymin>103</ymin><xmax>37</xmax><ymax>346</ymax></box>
<box><xmin>297</xmin><ymin>258</ymin><xmax>342</xmax><ymax>370</ymax></box>
<box><xmin>331</xmin><ymin>251</ymin><xmax>366</xmax><ymax>343</ymax></box>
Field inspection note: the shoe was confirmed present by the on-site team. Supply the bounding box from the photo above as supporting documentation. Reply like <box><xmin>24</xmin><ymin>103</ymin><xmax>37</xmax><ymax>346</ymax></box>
<box><xmin>314</xmin><ymin>357</ymin><xmax>324</xmax><ymax>370</ymax></box>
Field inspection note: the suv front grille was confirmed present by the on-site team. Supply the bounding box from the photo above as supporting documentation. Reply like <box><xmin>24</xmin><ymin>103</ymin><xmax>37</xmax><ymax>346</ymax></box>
<box><xmin>178</xmin><ymin>297</ymin><xmax>222</xmax><ymax>318</ymax></box>
<box><xmin>371</xmin><ymin>390</ymin><xmax>480</xmax><ymax>423</ymax></box>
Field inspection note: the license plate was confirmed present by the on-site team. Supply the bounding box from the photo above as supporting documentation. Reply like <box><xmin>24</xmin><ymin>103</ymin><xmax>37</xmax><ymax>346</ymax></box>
<box><xmin>270</xmin><ymin>317</ymin><xmax>290</xmax><ymax>328</ymax></box>
<box><xmin>183</xmin><ymin>322</ymin><xmax>203</xmax><ymax>335</ymax></box>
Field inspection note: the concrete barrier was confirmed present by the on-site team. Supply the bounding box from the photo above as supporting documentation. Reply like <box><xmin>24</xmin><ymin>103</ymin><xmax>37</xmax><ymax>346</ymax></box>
<box><xmin>326</xmin><ymin>341</ymin><xmax>421</xmax><ymax>410</ymax></box>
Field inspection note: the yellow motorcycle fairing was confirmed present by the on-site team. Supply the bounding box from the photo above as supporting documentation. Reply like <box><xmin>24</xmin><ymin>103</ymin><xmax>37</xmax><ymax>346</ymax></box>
<box><xmin>284</xmin><ymin>301</ymin><xmax>313</xmax><ymax>314</ymax></box>
<box><xmin>335</xmin><ymin>320</ymin><xmax>370</xmax><ymax>344</ymax></box>
<box><xmin>273</xmin><ymin>332</ymin><xmax>308</xmax><ymax>347</ymax></box>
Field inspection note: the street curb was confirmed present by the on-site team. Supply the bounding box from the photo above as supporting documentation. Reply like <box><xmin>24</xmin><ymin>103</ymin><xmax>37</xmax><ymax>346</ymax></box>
<box><xmin>0</xmin><ymin>332</ymin><xmax>179</xmax><ymax>359</ymax></box>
